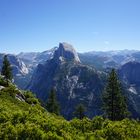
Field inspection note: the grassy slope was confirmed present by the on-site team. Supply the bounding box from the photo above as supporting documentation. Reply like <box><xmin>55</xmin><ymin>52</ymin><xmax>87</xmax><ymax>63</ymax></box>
<box><xmin>0</xmin><ymin>84</ymin><xmax>140</xmax><ymax>140</ymax></box>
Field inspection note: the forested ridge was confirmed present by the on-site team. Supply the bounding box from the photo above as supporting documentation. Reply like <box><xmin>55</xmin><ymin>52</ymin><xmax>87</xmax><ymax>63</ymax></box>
<box><xmin>0</xmin><ymin>77</ymin><xmax>140</xmax><ymax>140</ymax></box>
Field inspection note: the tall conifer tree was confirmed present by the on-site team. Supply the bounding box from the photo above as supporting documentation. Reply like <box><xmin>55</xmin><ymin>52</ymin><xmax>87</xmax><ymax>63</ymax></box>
<box><xmin>46</xmin><ymin>88</ymin><xmax>60</xmax><ymax>115</ymax></box>
<box><xmin>102</xmin><ymin>69</ymin><xmax>129</xmax><ymax>121</ymax></box>
<box><xmin>1</xmin><ymin>55</ymin><xmax>13</xmax><ymax>83</ymax></box>
<box><xmin>74</xmin><ymin>104</ymin><xmax>86</xmax><ymax>119</ymax></box>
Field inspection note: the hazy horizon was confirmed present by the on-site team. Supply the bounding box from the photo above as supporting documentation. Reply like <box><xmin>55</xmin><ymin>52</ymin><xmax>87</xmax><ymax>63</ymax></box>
<box><xmin>1</xmin><ymin>45</ymin><xmax>140</xmax><ymax>55</ymax></box>
<box><xmin>0</xmin><ymin>0</ymin><xmax>140</xmax><ymax>54</ymax></box>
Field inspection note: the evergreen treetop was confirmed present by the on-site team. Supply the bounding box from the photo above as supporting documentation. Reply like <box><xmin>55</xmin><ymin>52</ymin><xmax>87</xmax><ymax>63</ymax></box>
<box><xmin>102</xmin><ymin>69</ymin><xmax>129</xmax><ymax>121</ymax></box>
<box><xmin>1</xmin><ymin>55</ymin><xmax>13</xmax><ymax>82</ymax></box>
<box><xmin>74</xmin><ymin>103</ymin><xmax>86</xmax><ymax>119</ymax></box>
<box><xmin>46</xmin><ymin>88</ymin><xmax>60</xmax><ymax>115</ymax></box>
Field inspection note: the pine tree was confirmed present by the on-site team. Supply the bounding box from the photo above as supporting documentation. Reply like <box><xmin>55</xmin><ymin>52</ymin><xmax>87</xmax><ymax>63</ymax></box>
<box><xmin>46</xmin><ymin>88</ymin><xmax>60</xmax><ymax>115</ymax></box>
<box><xmin>102</xmin><ymin>69</ymin><xmax>129</xmax><ymax>121</ymax></box>
<box><xmin>74</xmin><ymin>103</ymin><xmax>86</xmax><ymax>119</ymax></box>
<box><xmin>1</xmin><ymin>55</ymin><xmax>13</xmax><ymax>83</ymax></box>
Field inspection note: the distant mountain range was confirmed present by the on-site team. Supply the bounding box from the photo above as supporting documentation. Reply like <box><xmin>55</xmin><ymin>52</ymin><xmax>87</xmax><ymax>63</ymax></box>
<box><xmin>17</xmin><ymin>49</ymin><xmax>140</xmax><ymax>72</ymax></box>
<box><xmin>0</xmin><ymin>43</ymin><xmax>140</xmax><ymax>119</ymax></box>
<box><xmin>17</xmin><ymin>47</ymin><xmax>57</xmax><ymax>69</ymax></box>
<box><xmin>79</xmin><ymin>50</ymin><xmax>140</xmax><ymax>70</ymax></box>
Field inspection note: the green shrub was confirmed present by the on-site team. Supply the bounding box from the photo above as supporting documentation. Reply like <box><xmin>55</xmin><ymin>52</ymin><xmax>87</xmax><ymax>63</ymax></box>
<box><xmin>1</xmin><ymin>85</ymin><xmax>19</xmax><ymax>97</ymax></box>
<box><xmin>92</xmin><ymin>116</ymin><xmax>104</xmax><ymax>130</ymax></box>
<box><xmin>0</xmin><ymin>76</ymin><xmax>7</xmax><ymax>87</ymax></box>
<box><xmin>24</xmin><ymin>91</ymin><xmax>39</xmax><ymax>105</ymax></box>
<box><xmin>24</xmin><ymin>91</ymin><xmax>35</xmax><ymax>98</ymax></box>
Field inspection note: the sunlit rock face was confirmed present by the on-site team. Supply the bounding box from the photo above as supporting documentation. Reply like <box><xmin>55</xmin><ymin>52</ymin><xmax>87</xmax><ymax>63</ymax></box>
<box><xmin>54</xmin><ymin>42</ymin><xmax>81</xmax><ymax>63</ymax></box>
<box><xmin>28</xmin><ymin>43</ymin><xmax>104</xmax><ymax>119</ymax></box>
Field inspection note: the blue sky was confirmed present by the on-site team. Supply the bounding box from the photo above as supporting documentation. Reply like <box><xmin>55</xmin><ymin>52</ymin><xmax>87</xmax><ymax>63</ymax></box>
<box><xmin>0</xmin><ymin>0</ymin><xmax>140</xmax><ymax>54</ymax></box>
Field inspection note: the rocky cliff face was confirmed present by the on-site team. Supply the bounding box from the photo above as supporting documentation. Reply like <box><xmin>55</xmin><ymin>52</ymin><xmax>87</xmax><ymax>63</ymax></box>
<box><xmin>18</xmin><ymin>47</ymin><xmax>57</xmax><ymax>70</ymax></box>
<box><xmin>0</xmin><ymin>54</ymin><xmax>28</xmax><ymax>76</ymax></box>
<box><xmin>0</xmin><ymin>54</ymin><xmax>30</xmax><ymax>88</ymax></box>
<box><xmin>54</xmin><ymin>42</ymin><xmax>81</xmax><ymax>63</ymax></box>
<box><xmin>28</xmin><ymin>43</ymin><xmax>104</xmax><ymax>119</ymax></box>
<box><xmin>119</xmin><ymin>62</ymin><xmax>140</xmax><ymax>85</ymax></box>
<box><xmin>118</xmin><ymin>61</ymin><xmax>140</xmax><ymax>118</ymax></box>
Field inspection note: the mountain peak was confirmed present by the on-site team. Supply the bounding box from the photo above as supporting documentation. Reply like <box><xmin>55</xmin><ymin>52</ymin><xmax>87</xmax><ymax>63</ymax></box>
<box><xmin>53</xmin><ymin>42</ymin><xmax>81</xmax><ymax>63</ymax></box>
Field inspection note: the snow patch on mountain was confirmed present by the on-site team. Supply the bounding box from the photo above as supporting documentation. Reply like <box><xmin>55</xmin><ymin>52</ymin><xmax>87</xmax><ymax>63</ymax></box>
<box><xmin>128</xmin><ymin>86</ymin><xmax>138</xmax><ymax>95</ymax></box>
